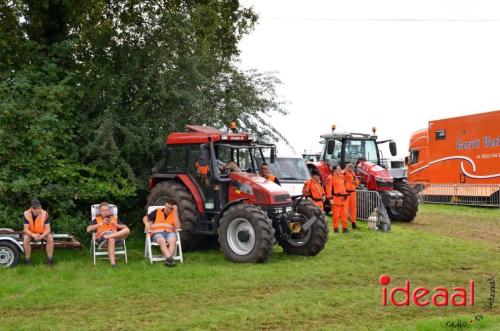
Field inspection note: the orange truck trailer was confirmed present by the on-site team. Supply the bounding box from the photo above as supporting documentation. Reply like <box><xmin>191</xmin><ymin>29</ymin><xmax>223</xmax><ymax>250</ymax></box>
<box><xmin>407</xmin><ymin>110</ymin><xmax>500</xmax><ymax>185</ymax></box>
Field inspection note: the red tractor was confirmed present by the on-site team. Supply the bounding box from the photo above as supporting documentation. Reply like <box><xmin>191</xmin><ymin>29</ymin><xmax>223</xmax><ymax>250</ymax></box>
<box><xmin>147</xmin><ymin>125</ymin><xmax>328</xmax><ymax>263</ymax></box>
<box><xmin>308</xmin><ymin>125</ymin><xmax>418</xmax><ymax>222</ymax></box>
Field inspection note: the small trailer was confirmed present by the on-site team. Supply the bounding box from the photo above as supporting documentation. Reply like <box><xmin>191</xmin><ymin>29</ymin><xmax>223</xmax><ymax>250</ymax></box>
<box><xmin>0</xmin><ymin>228</ymin><xmax>81</xmax><ymax>268</ymax></box>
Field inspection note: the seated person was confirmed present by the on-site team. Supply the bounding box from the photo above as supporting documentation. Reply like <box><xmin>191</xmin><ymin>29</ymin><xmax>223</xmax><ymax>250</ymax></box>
<box><xmin>143</xmin><ymin>198</ymin><xmax>181</xmax><ymax>267</ymax></box>
<box><xmin>259</xmin><ymin>162</ymin><xmax>281</xmax><ymax>185</ymax></box>
<box><xmin>22</xmin><ymin>199</ymin><xmax>54</xmax><ymax>266</ymax></box>
<box><xmin>87</xmin><ymin>202</ymin><xmax>130</xmax><ymax>267</ymax></box>
<box><xmin>216</xmin><ymin>160</ymin><xmax>242</xmax><ymax>173</ymax></box>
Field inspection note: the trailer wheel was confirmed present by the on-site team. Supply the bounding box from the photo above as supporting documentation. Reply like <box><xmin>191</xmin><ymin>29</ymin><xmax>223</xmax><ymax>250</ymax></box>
<box><xmin>218</xmin><ymin>204</ymin><xmax>274</xmax><ymax>263</ymax></box>
<box><xmin>147</xmin><ymin>180</ymin><xmax>199</xmax><ymax>251</ymax></box>
<box><xmin>387</xmin><ymin>181</ymin><xmax>418</xmax><ymax>222</ymax></box>
<box><xmin>278</xmin><ymin>201</ymin><xmax>329</xmax><ymax>256</ymax></box>
<box><xmin>0</xmin><ymin>241</ymin><xmax>21</xmax><ymax>268</ymax></box>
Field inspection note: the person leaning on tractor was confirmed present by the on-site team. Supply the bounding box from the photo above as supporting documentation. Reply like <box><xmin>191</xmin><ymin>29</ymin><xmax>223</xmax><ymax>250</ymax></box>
<box><xmin>87</xmin><ymin>202</ymin><xmax>130</xmax><ymax>268</ymax></box>
<box><xmin>344</xmin><ymin>163</ymin><xmax>360</xmax><ymax>230</ymax></box>
<box><xmin>302</xmin><ymin>170</ymin><xmax>325</xmax><ymax>210</ymax></box>
<box><xmin>143</xmin><ymin>198</ymin><xmax>181</xmax><ymax>267</ymax></box>
<box><xmin>326</xmin><ymin>165</ymin><xmax>350</xmax><ymax>234</ymax></box>
<box><xmin>22</xmin><ymin>199</ymin><xmax>54</xmax><ymax>266</ymax></box>
<box><xmin>260</xmin><ymin>162</ymin><xmax>281</xmax><ymax>185</ymax></box>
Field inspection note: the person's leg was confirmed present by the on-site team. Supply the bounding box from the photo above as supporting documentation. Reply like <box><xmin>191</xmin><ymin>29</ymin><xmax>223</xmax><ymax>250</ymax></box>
<box><xmin>341</xmin><ymin>201</ymin><xmax>348</xmax><ymax>232</ymax></box>
<box><xmin>106</xmin><ymin>228</ymin><xmax>130</xmax><ymax>239</ymax></box>
<box><xmin>156</xmin><ymin>235</ymin><xmax>171</xmax><ymax>258</ymax></box>
<box><xmin>23</xmin><ymin>234</ymin><xmax>32</xmax><ymax>263</ymax></box>
<box><xmin>166</xmin><ymin>234</ymin><xmax>177</xmax><ymax>256</ymax></box>
<box><xmin>45</xmin><ymin>233</ymin><xmax>54</xmax><ymax>258</ymax></box>
<box><xmin>332</xmin><ymin>200</ymin><xmax>339</xmax><ymax>231</ymax></box>
<box><xmin>107</xmin><ymin>238</ymin><xmax>116</xmax><ymax>265</ymax></box>
<box><xmin>349</xmin><ymin>193</ymin><xmax>358</xmax><ymax>228</ymax></box>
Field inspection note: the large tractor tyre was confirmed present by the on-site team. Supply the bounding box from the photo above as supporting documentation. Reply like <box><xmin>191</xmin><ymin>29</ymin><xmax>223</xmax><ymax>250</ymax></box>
<box><xmin>278</xmin><ymin>201</ymin><xmax>328</xmax><ymax>256</ymax></box>
<box><xmin>218</xmin><ymin>204</ymin><xmax>274</xmax><ymax>263</ymax></box>
<box><xmin>387</xmin><ymin>181</ymin><xmax>418</xmax><ymax>222</ymax></box>
<box><xmin>0</xmin><ymin>241</ymin><xmax>21</xmax><ymax>268</ymax></box>
<box><xmin>146</xmin><ymin>180</ymin><xmax>199</xmax><ymax>251</ymax></box>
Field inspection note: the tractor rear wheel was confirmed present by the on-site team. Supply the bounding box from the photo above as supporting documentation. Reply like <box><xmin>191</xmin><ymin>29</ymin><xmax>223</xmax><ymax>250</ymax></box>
<box><xmin>0</xmin><ymin>241</ymin><xmax>21</xmax><ymax>268</ymax></box>
<box><xmin>218</xmin><ymin>204</ymin><xmax>274</xmax><ymax>263</ymax></box>
<box><xmin>387</xmin><ymin>181</ymin><xmax>418</xmax><ymax>222</ymax></box>
<box><xmin>146</xmin><ymin>180</ymin><xmax>199</xmax><ymax>251</ymax></box>
<box><xmin>278</xmin><ymin>201</ymin><xmax>328</xmax><ymax>256</ymax></box>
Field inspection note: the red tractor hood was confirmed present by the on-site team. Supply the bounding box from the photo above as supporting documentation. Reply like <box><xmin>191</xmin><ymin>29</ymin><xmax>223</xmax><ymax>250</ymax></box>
<box><xmin>228</xmin><ymin>172</ymin><xmax>292</xmax><ymax>205</ymax></box>
<box><xmin>357</xmin><ymin>161</ymin><xmax>393</xmax><ymax>190</ymax></box>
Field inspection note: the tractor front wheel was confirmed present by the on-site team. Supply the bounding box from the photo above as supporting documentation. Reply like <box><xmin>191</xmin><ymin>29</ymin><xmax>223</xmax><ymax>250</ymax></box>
<box><xmin>218</xmin><ymin>204</ymin><xmax>274</xmax><ymax>263</ymax></box>
<box><xmin>387</xmin><ymin>181</ymin><xmax>418</xmax><ymax>222</ymax></box>
<box><xmin>278</xmin><ymin>201</ymin><xmax>328</xmax><ymax>256</ymax></box>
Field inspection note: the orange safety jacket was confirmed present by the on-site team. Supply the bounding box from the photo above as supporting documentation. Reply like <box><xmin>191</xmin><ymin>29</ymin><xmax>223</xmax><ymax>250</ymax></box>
<box><xmin>149</xmin><ymin>208</ymin><xmax>177</xmax><ymax>233</ymax></box>
<box><xmin>195</xmin><ymin>162</ymin><xmax>209</xmax><ymax>175</ymax></box>
<box><xmin>303</xmin><ymin>179</ymin><xmax>325</xmax><ymax>201</ymax></box>
<box><xmin>95</xmin><ymin>215</ymin><xmax>119</xmax><ymax>234</ymax></box>
<box><xmin>23</xmin><ymin>209</ymin><xmax>48</xmax><ymax>234</ymax></box>
<box><xmin>266</xmin><ymin>174</ymin><xmax>277</xmax><ymax>182</ymax></box>
<box><xmin>344</xmin><ymin>171</ymin><xmax>360</xmax><ymax>193</ymax></box>
<box><xmin>326</xmin><ymin>173</ymin><xmax>348</xmax><ymax>199</ymax></box>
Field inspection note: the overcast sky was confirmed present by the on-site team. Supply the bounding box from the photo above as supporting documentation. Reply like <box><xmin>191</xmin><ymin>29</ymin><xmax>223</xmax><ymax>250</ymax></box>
<box><xmin>238</xmin><ymin>0</ymin><xmax>500</xmax><ymax>159</ymax></box>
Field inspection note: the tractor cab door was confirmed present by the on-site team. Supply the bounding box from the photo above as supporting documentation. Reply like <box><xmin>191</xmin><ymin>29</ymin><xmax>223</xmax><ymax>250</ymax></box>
<box><xmin>187</xmin><ymin>144</ymin><xmax>216</xmax><ymax>209</ymax></box>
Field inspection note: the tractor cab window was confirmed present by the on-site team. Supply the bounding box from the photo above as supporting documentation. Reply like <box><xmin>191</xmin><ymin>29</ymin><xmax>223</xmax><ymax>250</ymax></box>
<box><xmin>344</xmin><ymin>139</ymin><xmax>378</xmax><ymax>165</ymax></box>
<box><xmin>410</xmin><ymin>150</ymin><xmax>419</xmax><ymax>164</ymax></box>
<box><xmin>214</xmin><ymin>145</ymin><xmax>255</xmax><ymax>173</ymax></box>
<box><xmin>323</xmin><ymin>139</ymin><xmax>342</xmax><ymax>166</ymax></box>
<box><xmin>165</xmin><ymin>145</ymin><xmax>187</xmax><ymax>172</ymax></box>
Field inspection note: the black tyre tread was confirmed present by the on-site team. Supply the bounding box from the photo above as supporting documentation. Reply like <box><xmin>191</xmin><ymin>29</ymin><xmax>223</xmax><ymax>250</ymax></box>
<box><xmin>388</xmin><ymin>181</ymin><xmax>418</xmax><ymax>222</ymax></box>
<box><xmin>279</xmin><ymin>201</ymin><xmax>329</xmax><ymax>256</ymax></box>
<box><xmin>146</xmin><ymin>181</ymin><xmax>199</xmax><ymax>251</ymax></box>
<box><xmin>218</xmin><ymin>203</ymin><xmax>274</xmax><ymax>263</ymax></box>
<box><xmin>0</xmin><ymin>241</ymin><xmax>21</xmax><ymax>268</ymax></box>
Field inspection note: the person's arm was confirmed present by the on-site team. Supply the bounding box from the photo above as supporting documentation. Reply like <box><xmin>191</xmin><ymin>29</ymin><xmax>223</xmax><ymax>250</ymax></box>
<box><xmin>42</xmin><ymin>223</ymin><xmax>51</xmax><ymax>238</ymax></box>
<box><xmin>87</xmin><ymin>219</ymin><xmax>99</xmax><ymax>233</ymax></box>
<box><xmin>23</xmin><ymin>223</ymin><xmax>35</xmax><ymax>239</ymax></box>
<box><xmin>325</xmin><ymin>177</ymin><xmax>332</xmax><ymax>199</ymax></box>
<box><xmin>302</xmin><ymin>181</ymin><xmax>310</xmax><ymax>196</ymax></box>
<box><xmin>173</xmin><ymin>206</ymin><xmax>181</xmax><ymax>229</ymax></box>
<box><xmin>116</xmin><ymin>221</ymin><xmax>129</xmax><ymax>231</ymax></box>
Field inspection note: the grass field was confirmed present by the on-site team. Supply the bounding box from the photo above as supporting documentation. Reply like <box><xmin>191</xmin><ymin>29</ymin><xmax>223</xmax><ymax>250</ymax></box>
<box><xmin>1</xmin><ymin>204</ymin><xmax>499</xmax><ymax>330</ymax></box>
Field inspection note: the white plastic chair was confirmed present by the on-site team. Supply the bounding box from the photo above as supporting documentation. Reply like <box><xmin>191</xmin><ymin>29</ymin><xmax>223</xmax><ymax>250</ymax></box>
<box><xmin>90</xmin><ymin>204</ymin><xmax>128</xmax><ymax>265</ymax></box>
<box><xmin>144</xmin><ymin>206</ymin><xmax>183</xmax><ymax>264</ymax></box>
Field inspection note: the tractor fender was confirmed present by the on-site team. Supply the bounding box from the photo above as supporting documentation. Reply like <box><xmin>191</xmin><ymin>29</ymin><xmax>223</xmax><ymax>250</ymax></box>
<box><xmin>216</xmin><ymin>198</ymin><xmax>249</xmax><ymax>224</ymax></box>
<box><xmin>0</xmin><ymin>237</ymin><xmax>24</xmax><ymax>253</ymax></box>
<box><xmin>150</xmin><ymin>174</ymin><xmax>205</xmax><ymax>214</ymax></box>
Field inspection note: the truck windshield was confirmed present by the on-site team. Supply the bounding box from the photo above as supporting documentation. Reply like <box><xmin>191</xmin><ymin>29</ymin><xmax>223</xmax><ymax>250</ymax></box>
<box><xmin>267</xmin><ymin>158</ymin><xmax>310</xmax><ymax>181</ymax></box>
<box><xmin>344</xmin><ymin>139</ymin><xmax>379</xmax><ymax>165</ymax></box>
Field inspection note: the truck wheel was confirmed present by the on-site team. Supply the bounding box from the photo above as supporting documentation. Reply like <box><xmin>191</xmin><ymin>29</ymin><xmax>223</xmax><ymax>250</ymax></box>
<box><xmin>279</xmin><ymin>201</ymin><xmax>328</xmax><ymax>256</ymax></box>
<box><xmin>0</xmin><ymin>241</ymin><xmax>21</xmax><ymax>268</ymax></box>
<box><xmin>387</xmin><ymin>181</ymin><xmax>418</xmax><ymax>222</ymax></box>
<box><xmin>218</xmin><ymin>204</ymin><xmax>274</xmax><ymax>263</ymax></box>
<box><xmin>146</xmin><ymin>180</ymin><xmax>199</xmax><ymax>251</ymax></box>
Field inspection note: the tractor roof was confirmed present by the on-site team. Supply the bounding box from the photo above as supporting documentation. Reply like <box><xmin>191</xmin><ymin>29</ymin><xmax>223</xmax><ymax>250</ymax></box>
<box><xmin>320</xmin><ymin>132</ymin><xmax>378</xmax><ymax>140</ymax></box>
<box><xmin>166</xmin><ymin>125</ymin><xmax>254</xmax><ymax>145</ymax></box>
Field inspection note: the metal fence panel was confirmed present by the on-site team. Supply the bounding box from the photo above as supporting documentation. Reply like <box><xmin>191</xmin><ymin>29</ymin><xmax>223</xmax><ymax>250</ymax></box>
<box><xmin>415</xmin><ymin>183</ymin><xmax>500</xmax><ymax>207</ymax></box>
<box><xmin>356</xmin><ymin>190</ymin><xmax>391</xmax><ymax>232</ymax></box>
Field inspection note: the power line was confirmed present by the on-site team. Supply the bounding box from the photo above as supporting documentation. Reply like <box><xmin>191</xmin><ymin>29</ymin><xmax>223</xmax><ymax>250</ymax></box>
<box><xmin>260</xmin><ymin>17</ymin><xmax>500</xmax><ymax>23</ymax></box>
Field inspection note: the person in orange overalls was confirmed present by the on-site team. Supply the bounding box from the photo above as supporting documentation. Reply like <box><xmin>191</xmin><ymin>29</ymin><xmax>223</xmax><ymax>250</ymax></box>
<box><xmin>344</xmin><ymin>163</ymin><xmax>360</xmax><ymax>230</ymax></box>
<box><xmin>302</xmin><ymin>171</ymin><xmax>325</xmax><ymax>210</ymax></box>
<box><xmin>326</xmin><ymin>165</ymin><xmax>349</xmax><ymax>233</ymax></box>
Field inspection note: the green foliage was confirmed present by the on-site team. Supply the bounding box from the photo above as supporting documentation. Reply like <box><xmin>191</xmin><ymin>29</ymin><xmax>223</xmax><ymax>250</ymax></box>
<box><xmin>0</xmin><ymin>0</ymin><xmax>285</xmax><ymax>234</ymax></box>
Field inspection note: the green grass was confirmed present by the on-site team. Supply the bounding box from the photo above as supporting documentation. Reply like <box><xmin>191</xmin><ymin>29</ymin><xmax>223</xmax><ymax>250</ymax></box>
<box><xmin>1</xmin><ymin>204</ymin><xmax>499</xmax><ymax>330</ymax></box>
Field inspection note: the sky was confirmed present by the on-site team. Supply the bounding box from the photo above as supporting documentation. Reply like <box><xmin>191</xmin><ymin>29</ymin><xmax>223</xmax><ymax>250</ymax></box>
<box><xmin>238</xmin><ymin>0</ymin><xmax>500</xmax><ymax>159</ymax></box>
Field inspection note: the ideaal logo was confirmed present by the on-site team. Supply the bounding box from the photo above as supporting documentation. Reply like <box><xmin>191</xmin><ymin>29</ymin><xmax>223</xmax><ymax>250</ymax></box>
<box><xmin>379</xmin><ymin>274</ymin><xmax>474</xmax><ymax>307</ymax></box>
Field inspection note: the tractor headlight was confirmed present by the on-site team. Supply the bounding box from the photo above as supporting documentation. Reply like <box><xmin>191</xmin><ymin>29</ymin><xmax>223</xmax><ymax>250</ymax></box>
<box><xmin>285</xmin><ymin>206</ymin><xmax>293</xmax><ymax>213</ymax></box>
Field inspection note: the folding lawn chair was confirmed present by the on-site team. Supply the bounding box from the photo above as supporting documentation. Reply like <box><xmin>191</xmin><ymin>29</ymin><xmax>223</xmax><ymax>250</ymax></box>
<box><xmin>144</xmin><ymin>206</ymin><xmax>183</xmax><ymax>264</ymax></box>
<box><xmin>90</xmin><ymin>204</ymin><xmax>128</xmax><ymax>265</ymax></box>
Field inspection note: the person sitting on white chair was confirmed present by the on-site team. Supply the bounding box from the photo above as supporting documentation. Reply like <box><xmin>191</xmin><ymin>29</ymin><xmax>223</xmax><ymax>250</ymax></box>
<box><xmin>87</xmin><ymin>202</ymin><xmax>130</xmax><ymax>267</ymax></box>
<box><xmin>143</xmin><ymin>198</ymin><xmax>181</xmax><ymax>267</ymax></box>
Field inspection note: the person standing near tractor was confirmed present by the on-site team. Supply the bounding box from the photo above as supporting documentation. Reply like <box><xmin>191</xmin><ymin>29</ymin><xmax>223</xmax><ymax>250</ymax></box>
<box><xmin>260</xmin><ymin>162</ymin><xmax>281</xmax><ymax>185</ymax></box>
<box><xmin>302</xmin><ymin>171</ymin><xmax>325</xmax><ymax>210</ymax></box>
<box><xmin>326</xmin><ymin>165</ymin><xmax>349</xmax><ymax>233</ymax></box>
<box><xmin>344</xmin><ymin>163</ymin><xmax>360</xmax><ymax>230</ymax></box>
<box><xmin>22</xmin><ymin>199</ymin><xmax>55</xmax><ymax>266</ymax></box>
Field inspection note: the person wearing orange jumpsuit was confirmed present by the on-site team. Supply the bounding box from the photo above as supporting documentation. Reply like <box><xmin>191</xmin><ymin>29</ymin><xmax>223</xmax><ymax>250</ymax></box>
<box><xmin>302</xmin><ymin>171</ymin><xmax>325</xmax><ymax>210</ymax></box>
<box><xmin>344</xmin><ymin>163</ymin><xmax>360</xmax><ymax>230</ymax></box>
<box><xmin>326</xmin><ymin>165</ymin><xmax>349</xmax><ymax>233</ymax></box>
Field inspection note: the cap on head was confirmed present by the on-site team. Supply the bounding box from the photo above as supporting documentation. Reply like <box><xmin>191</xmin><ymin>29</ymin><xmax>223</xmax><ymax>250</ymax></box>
<box><xmin>30</xmin><ymin>199</ymin><xmax>41</xmax><ymax>208</ymax></box>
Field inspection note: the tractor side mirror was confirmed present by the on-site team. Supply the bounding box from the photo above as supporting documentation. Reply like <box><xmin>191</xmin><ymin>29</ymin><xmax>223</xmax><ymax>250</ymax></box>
<box><xmin>270</xmin><ymin>147</ymin><xmax>276</xmax><ymax>163</ymax></box>
<box><xmin>327</xmin><ymin>140</ymin><xmax>335</xmax><ymax>154</ymax></box>
<box><xmin>389</xmin><ymin>141</ymin><xmax>397</xmax><ymax>156</ymax></box>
